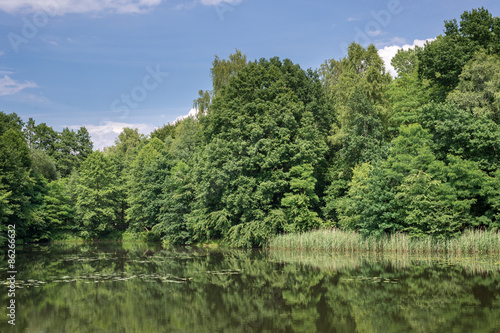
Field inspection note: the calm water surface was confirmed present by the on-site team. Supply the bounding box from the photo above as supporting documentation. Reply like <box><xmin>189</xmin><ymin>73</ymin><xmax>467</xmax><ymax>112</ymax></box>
<box><xmin>1</xmin><ymin>242</ymin><xmax>500</xmax><ymax>332</ymax></box>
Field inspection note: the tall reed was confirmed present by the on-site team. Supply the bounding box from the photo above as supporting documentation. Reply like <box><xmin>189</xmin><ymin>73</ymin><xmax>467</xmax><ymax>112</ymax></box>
<box><xmin>268</xmin><ymin>229</ymin><xmax>500</xmax><ymax>254</ymax></box>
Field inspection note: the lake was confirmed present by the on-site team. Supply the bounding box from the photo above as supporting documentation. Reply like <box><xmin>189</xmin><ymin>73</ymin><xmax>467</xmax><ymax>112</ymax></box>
<box><xmin>1</xmin><ymin>242</ymin><xmax>500</xmax><ymax>332</ymax></box>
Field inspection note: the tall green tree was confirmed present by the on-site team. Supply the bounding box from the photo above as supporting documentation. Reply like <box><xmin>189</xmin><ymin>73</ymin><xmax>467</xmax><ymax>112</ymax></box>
<box><xmin>387</xmin><ymin>47</ymin><xmax>432</xmax><ymax>133</ymax></box>
<box><xmin>150</xmin><ymin>122</ymin><xmax>179</xmax><ymax>143</ymax></box>
<box><xmin>24</xmin><ymin>118</ymin><xmax>92</xmax><ymax>176</ymax></box>
<box><xmin>75</xmin><ymin>151</ymin><xmax>119</xmax><ymax>239</ymax></box>
<box><xmin>23</xmin><ymin>117</ymin><xmax>36</xmax><ymax>149</ymax></box>
<box><xmin>54</xmin><ymin>127</ymin><xmax>79</xmax><ymax>177</ymax></box>
<box><xmin>126</xmin><ymin>138</ymin><xmax>170</xmax><ymax>232</ymax></box>
<box><xmin>32</xmin><ymin>122</ymin><xmax>58</xmax><ymax>153</ymax></box>
<box><xmin>0</xmin><ymin>182</ymin><xmax>11</xmax><ymax>227</ymax></box>
<box><xmin>323</xmin><ymin>90</ymin><xmax>387</xmax><ymax>222</ymax></box>
<box><xmin>25</xmin><ymin>173</ymin><xmax>51</xmax><ymax>242</ymax></box>
<box><xmin>447</xmin><ymin>51</ymin><xmax>500</xmax><ymax>123</ymax></box>
<box><xmin>0</xmin><ymin>112</ymin><xmax>23</xmax><ymax>134</ymax></box>
<box><xmin>169</xmin><ymin>116</ymin><xmax>203</xmax><ymax>162</ymax></box>
<box><xmin>417</xmin><ymin>103</ymin><xmax>500</xmax><ymax>173</ymax></box>
<box><xmin>42</xmin><ymin>178</ymin><xmax>75</xmax><ymax>235</ymax></box>
<box><xmin>320</xmin><ymin>42</ymin><xmax>391</xmax><ymax>143</ymax></box>
<box><xmin>193</xmin><ymin>89</ymin><xmax>212</xmax><ymax>117</ymax></box>
<box><xmin>418</xmin><ymin>7</ymin><xmax>500</xmax><ymax>98</ymax></box>
<box><xmin>189</xmin><ymin>57</ymin><xmax>328</xmax><ymax>247</ymax></box>
<box><xmin>193</xmin><ymin>49</ymin><xmax>249</xmax><ymax>116</ymax></box>
<box><xmin>339</xmin><ymin>124</ymin><xmax>494</xmax><ymax>238</ymax></box>
<box><xmin>106</xmin><ymin>127</ymin><xmax>144</xmax><ymax>229</ymax></box>
<box><xmin>0</xmin><ymin>113</ymin><xmax>32</xmax><ymax>242</ymax></box>
<box><xmin>75</xmin><ymin>127</ymin><xmax>93</xmax><ymax>160</ymax></box>
<box><xmin>153</xmin><ymin>160</ymin><xmax>195</xmax><ymax>245</ymax></box>
<box><xmin>281</xmin><ymin>164</ymin><xmax>322</xmax><ymax>232</ymax></box>
<box><xmin>391</xmin><ymin>46</ymin><xmax>422</xmax><ymax>77</ymax></box>
<box><xmin>211</xmin><ymin>49</ymin><xmax>248</xmax><ymax>94</ymax></box>
<box><xmin>151</xmin><ymin>117</ymin><xmax>205</xmax><ymax>245</ymax></box>
<box><xmin>30</xmin><ymin>149</ymin><xmax>59</xmax><ymax>181</ymax></box>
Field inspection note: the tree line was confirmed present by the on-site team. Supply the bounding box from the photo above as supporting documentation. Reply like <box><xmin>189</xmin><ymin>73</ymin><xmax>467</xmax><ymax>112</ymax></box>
<box><xmin>1</xmin><ymin>7</ymin><xmax>499</xmax><ymax>247</ymax></box>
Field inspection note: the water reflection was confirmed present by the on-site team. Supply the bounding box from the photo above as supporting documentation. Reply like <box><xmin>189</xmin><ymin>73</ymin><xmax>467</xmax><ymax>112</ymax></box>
<box><xmin>1</xmin><ymin>243</ymin><xmax>499</xmax><ymax>332</ymax></box>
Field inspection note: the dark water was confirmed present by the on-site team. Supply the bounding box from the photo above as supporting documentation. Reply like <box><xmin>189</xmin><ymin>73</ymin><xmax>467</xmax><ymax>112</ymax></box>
<box><xmin>1</xmin><ymin>242</ymin><xmax>500</xmax><ymax>332</ymax></box>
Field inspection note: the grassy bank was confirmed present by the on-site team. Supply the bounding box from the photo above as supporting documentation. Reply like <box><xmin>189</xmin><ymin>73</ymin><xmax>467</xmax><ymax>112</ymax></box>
<box><xmin>269</xmin><ymin>229</ymin><xmax>500</xmax><ymax>254</ymax></box>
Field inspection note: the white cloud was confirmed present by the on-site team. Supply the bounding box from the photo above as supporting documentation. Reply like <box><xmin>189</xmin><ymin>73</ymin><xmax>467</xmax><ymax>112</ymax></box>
<box><xmin>0</xmin><ymin>72</ymin><xmax>37</xmax><ymax>95</ymax></box>
<box><xmin>384</xmin><ymin>36</ymin><xmax>406</xmax><ymax>46</ymax></box>
<box><xmin>347</xmin><ymin>17</ymin><xmax>358</xmax><ymax>22</ymax></box>
<box><xmin>71</xmin><ymin>121</ymin><xmax>156</xmax><ymax>150</ymax></box>
<box><xmin>174</xmin><ymin>1</ymin><xmax>197</xmax><ymax>10</ymax></box>
<box><xmin>25</xmin><ymin>93</ymin><xmax>49</xmax><ymax>103</ymax></box>
<box><xmin>175</xmin><ymin>0</ymin><xmax>241</xmax><ymax>10</ymax></box>
<box><xmin>0</xmin><ymin>0</ymin><xmax>162</xmax><ymax>16</ymax></box>
<box><xmin>43</xmin><ymin>38</ymin><xmax>59</xmax><ymax>46</ymax></box>
<box><xmin>0</xmin><ymin>51</ymin><xmax>4</xmax><ymax>56</ymax></box>
<box><xmin>174</xmin><ymin>108</ymin><xmax>197</xmax><ymax>123</ymax></box>
<box><xmin>200</xmin><ymin>0</ymin><xmax>241</xmax><ymax>5</ymax></box>
<box><xmin>378</xmin><ymin>38</ymin><xmax>435</xmax><ymax>77</ymax></box>
<box><xmin>367</xmin><ymin>29</ymin><xmax>384</xmax><ymax>37</ymax></box>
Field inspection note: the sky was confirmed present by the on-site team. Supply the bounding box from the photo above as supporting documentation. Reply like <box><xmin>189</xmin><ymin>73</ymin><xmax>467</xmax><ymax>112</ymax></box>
<box><xmin>0</xmin><ymin>0</ymin><xmax>499</xmax><ymax>149</ymax></box>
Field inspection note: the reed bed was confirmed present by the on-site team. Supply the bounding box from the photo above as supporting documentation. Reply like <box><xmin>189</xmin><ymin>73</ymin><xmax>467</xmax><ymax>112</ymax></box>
<box><xmin>269</xmin><ymin>229</ymin><xmax>500</xmax><ymax>254</ymax></box>
<box><xmin>269</xmin><ymin>249</ymin><xmax>500</xmax><ymax>274</ymax></box>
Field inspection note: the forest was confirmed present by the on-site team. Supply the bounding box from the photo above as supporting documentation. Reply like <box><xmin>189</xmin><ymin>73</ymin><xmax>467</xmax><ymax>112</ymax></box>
<box><xmin>1</xmin><ymin>7</ymin><xmax>499</xmax><ymax>248</ymax></box>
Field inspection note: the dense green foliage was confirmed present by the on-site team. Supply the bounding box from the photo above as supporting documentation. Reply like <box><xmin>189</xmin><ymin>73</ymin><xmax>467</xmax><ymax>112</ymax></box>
<box><xmin>418</xmin><ymin>7</ymin><xmax>500</xmax><ymax>99</ymax></box>
<box><xmin>1</xmin><ymin>8</ymin><xmax>499</xmax><ymax>247</ymax></box>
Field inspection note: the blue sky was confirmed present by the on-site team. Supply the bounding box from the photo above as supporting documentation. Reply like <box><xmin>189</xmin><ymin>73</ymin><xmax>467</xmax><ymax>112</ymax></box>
<box><xmin>1</xmin><ymin>0</ymin><xmax>499</xmax><ymax>149</ymax></box>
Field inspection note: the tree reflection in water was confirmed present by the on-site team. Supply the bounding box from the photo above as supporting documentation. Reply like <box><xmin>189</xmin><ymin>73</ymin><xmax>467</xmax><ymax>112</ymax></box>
<box><xmin>1</xmin><ymin>243</ymin><xmax>499</xmax><ymax>332</ymax></box>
